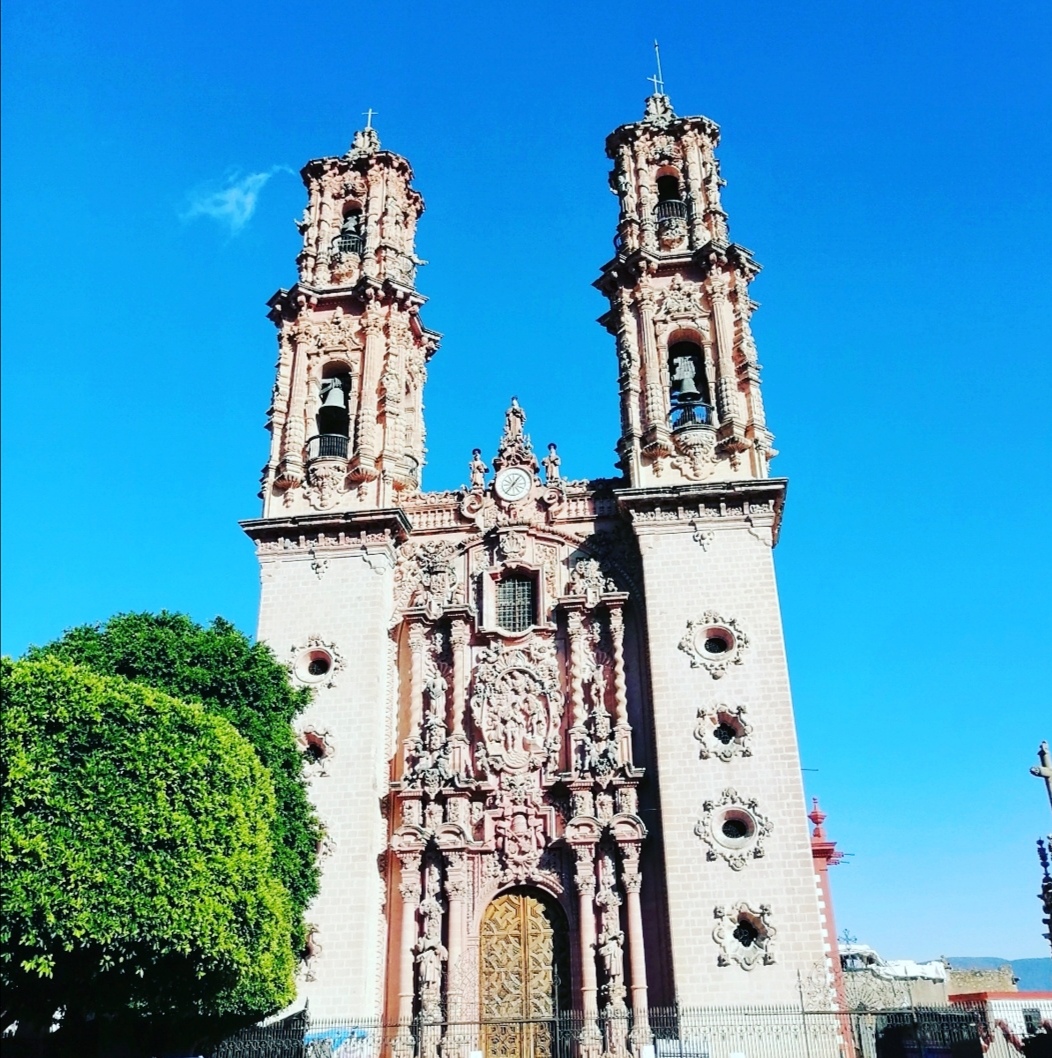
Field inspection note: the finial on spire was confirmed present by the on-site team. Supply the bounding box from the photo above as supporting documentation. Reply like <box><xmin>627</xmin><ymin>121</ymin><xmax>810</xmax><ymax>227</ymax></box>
<box><xmin>348</xmin><ymin>110</ymin><xmax>381</xmax><ymax>158</ymax></box>
<box><xmin>648</xmin><ymin>40</ymin><xmax>666</xmax><ymax>96</ymax></box>
<box><xmin>643</xmin><ymin>41</ymin><xmax>675</xmax><ymax>123</ymax></box>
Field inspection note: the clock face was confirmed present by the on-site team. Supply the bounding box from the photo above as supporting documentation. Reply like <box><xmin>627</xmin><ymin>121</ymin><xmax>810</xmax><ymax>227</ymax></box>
<box><xmin>495</xmin><ymin>467</ymin><xmax>532</xmax><ymax>501</ymax></box>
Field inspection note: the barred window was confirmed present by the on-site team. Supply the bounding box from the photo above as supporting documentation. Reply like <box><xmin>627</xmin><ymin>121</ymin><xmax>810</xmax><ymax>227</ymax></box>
<box><xmin>496</xmin><ymin>575</ymin><xmax>534</xmax><ymax>633</ymax></box>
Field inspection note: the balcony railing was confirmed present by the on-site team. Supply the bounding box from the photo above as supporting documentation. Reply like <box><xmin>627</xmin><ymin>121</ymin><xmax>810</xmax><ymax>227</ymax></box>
<box><xmin>654</xmin><ymin>198</ymin><xmax>688</xmax><ymax>222</ymax></box>
<box><xmin>333</xmin><ymin>231</ymin><xmax>363</xmax><ymax>257</ymax></box>
<box><xmin>670</xmin><ymin>401</ymin><xmax>714</xmax><ymax>432</ymax></box>
<box><xmin>307</xmin><ymin>433</ymin><xmax>349</xmax><ymax>460</ymax></box>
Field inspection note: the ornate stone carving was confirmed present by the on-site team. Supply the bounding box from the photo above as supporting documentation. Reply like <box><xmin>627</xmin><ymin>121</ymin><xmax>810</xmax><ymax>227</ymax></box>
<box><xmin>470</xmin><ymin>639</ymin><xmax>563</xmax><ymax>775</ymax></box>
<box><xmin>657</xmin><ymin>276</ymin><xmax>708</xmax><ymax>321</ymax></box>
<box><xmin>298</xmin><ymin>726</ymin><xmax>335</xmax><ymax>778</ymax></box>
<box><xmin>576</xmin><ymin>699</ymin><xmax>619</xmax><ymax>782</ymax></box>
<box><xmin>414</xmin><ymin>860</ymin><xmax>447</xmax><ymax>1017</ymax></box>
<box><xmin>678</xmin><ymin>612</ymin><xmax>749</xmax><ymax>678</ymax></box>
<box><xmin>689</xmin><ymin>521</ymin><xmax>715</xmax><ymax>550</ymax></box>
<box><xmin>670</xmin><ymin>426</ymin><xmax>718</xmax><ymax>481</ymax></box>
<box><xmin>493</xmin><ymin>798</ymin><xmax>546</xmax><ymax>883</ymax></box>
<box><xmin>289</xmin><ymin>634</ymin><xmax>345</xmax><ymax>689</ymax></box>
<box><xmin>496</xmin><ymin>529</ymin><xmax>528</xmax><ymax>562</ymax></box>
<box><xmin>713</xmin><ymin>902</ymin><xmax>776</xmax><ymax>970</ymax></box>
<box><xmin>305</xmin><ymin>459</ymin><xmax>350</xmax><ymax>510</ymax></box>
<box><xmin>405</xmin><ymin>712</ymin><xmax>454</xmax><ymax>796</ymax></box>
<box><xmin>694</xmin><ymin>788</ymin><xmax>772</xmax><ymax>870</ymax></box>
<box><xmin>567</xmin><ymin>557</ymin><xmax>616</xmax><ymax>609</ymax></box>
<box><xmin>393</xmin><ymin>540</ymin><xmax>461</xmax><ymax>620</ymax></box>
<box><xmin>694</xmin><ymin>701</ymin><xmax>752</xmax><ymax>761</ymax></box>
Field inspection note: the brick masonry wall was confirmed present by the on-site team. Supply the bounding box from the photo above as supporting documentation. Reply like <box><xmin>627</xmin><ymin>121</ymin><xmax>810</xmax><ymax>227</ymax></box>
<box><xmin>257</xmin><ymin>547</ymin><xmax>394</xmax><ymax>1019</ymax></box>
<box><xmin>634</xmin><ymin>517</ymin><xmax>830</xmax><ymax>1004</ymax></box>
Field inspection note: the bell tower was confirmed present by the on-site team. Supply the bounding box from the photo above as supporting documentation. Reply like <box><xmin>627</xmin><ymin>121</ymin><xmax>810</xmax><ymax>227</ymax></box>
<box><xmin>605</xmin><ymin>89</ymin><xmax>834</xmax><ymax>1008</ymax></box>
<box><xmin>596</xmin><ymin>91</ymin><xmax>773</xmax><ymax>487</ymax></box>
<box><xmin>262</xmin><ymin>123</ymin><xmax>440</xmax><ymax>515</ymax></box>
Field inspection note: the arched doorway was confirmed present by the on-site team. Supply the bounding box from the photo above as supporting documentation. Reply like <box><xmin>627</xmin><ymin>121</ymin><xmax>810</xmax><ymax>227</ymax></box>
<box><xmin>479</xmin><ymin>888</ymin><xmax>571</xmax><ymax>1058</ymax></box>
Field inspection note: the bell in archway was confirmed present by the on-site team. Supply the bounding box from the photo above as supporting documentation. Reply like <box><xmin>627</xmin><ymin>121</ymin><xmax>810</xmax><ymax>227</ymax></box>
<box><xmin>319</xmin><ymin>378</ymin><xmax>345</xmax><ymax>408</ymax></box>
<box><xmin>670</xmin><ymin>353</ymin><xmax>702</xmax><ymax>402</ymax></box>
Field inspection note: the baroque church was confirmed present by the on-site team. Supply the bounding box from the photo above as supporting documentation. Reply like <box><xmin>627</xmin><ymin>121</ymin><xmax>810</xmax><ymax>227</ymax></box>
<box><xmin>241</xmin><ymin>88</ymin><xmax>838</xmax><ymax>1055</ymax></box>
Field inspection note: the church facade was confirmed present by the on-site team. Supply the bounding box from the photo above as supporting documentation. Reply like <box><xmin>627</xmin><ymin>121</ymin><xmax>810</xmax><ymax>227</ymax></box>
<box><xmin>242</xmin><ymin>91</ymin><xmax>835</xmax><ymax>1052</ymax></box>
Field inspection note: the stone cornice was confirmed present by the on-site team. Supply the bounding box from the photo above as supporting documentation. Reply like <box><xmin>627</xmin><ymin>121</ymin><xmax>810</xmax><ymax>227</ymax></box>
<box><xmin>604</xmin><ymin>112</ymin><xmax>721</xmax><ymax>156</ymax></box>
<box><xmin>615</xmin><ymin>479</ymin><xmax>787</xmax><ymax>546</ymax></box>
<box><xmin>241</xmin><ymin>508</ymin><xmax>412</xmax><ymax>553</ymax></box>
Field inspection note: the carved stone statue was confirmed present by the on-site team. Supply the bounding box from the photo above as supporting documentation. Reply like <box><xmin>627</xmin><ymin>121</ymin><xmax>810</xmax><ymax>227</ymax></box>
<box><xmin>542</xmin><ymin>442</ymin><xmax>561</xmax><ymax>483</ymax></box>
<box><xmin>469</xmin><ymin>448</ymin><xmax>488</xmax><ymax>490</ymax></box>
<box><xmin>597</xmin><ymin>928</ymin><xmax>625</xmax><ymax>984</ymax></box>
<box><xmin>505</xmin><ymin>397</ymin><xmax>526</xmax><ymax>439</ymax></box>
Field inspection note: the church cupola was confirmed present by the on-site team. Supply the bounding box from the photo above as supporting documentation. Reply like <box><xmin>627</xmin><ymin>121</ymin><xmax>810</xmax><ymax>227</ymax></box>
<box><xmin>596</xmin><ymin>89</ymin><xmax>774</xmax><ymax>487</ymax></box>
<box><xmin>260</xmin><ymin>119</ymin><xmax>441</xmax><ymax>515</ymax></box>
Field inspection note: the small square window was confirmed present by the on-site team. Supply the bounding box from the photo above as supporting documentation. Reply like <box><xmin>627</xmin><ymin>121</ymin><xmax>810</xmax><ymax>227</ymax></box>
<box><xmin>496</xmin><ymin>576</ymin><xmax>534</xmax><ymax>633</ymax></box>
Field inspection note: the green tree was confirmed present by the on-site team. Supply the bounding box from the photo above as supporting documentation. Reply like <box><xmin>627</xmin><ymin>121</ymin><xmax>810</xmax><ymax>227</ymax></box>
<box><xmin>27</xmin><ymin>612</ymin><xmax>321</xmax><ymax>944</ymax></box>
<box><xmin>1</xmin><ymin>655</ymin><xmax>297</xmax><ymax>1042</ymax></box>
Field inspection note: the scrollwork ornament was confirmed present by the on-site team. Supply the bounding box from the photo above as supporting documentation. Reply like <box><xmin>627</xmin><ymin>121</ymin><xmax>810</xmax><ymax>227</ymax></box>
<box><xmin>305</xmin><ymin>460</ymin><xmax>349</xmax><ymax>510</ymax></box>
<box><xmin>694</xmin><ymin>788</ymin><xmax>772</xmax><ymax>870</ymax></box>
<box><xmin>678</xmin><ymin>612</ymin><xmax>749</xmax><ymax>678</ymax></box>
<box><xmin>712</xmin><ymin>902</ymin><xmax>776</xmax><ymax>970</ymax></box>
<box><xmin>694</xmin><ymin>702</ymin><xmax>752</xmax><ymax>761</ymax></box>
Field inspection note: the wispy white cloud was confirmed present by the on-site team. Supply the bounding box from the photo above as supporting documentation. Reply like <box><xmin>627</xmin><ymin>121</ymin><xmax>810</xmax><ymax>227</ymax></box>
<box><xmin>182</xmin><ymin>167</ymin><xmax>290</xmax><ymax>233</ymax></box>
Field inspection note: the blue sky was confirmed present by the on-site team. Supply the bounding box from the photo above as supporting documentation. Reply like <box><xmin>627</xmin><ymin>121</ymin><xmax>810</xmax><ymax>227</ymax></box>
<box><xmin>3</xmin><ymin>0</ymin><xmax>1050</xmax><ymax>961</ymax></box>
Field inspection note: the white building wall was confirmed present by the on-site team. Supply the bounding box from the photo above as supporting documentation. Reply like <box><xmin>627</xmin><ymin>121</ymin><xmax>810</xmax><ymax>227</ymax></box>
<box><xmin>256</xmin><ymin>544</ymin><xmax>395</xmax><ymax>1018</ymax></box>
<box><xmin>633</xmin><ymin>513</ymin><xmax>829</xmax><ymax>1005</ymax></box>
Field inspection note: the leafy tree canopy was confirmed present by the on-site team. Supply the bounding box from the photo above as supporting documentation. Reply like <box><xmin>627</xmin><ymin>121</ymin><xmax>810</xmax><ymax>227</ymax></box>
<box><xmin>27</xmin><ymin>613</ymin><xmax>320</xmax><ymax>938</ymax></box>
<box><xmin>1</xmin><ymin>655</ymin><xmax>297</xmax><ymax>1037</ymax></box>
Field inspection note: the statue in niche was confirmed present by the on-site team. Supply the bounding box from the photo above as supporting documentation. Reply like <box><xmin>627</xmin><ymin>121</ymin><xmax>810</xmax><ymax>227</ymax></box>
<box><xmin>414</xmin><ymin>930</ymin><xmax>447</xmax><ymax>992</ymax></box>
<box><xmin>597</xmin><ymin>928</ymin><xmax>625</xmax><ymax>985</ymax></box>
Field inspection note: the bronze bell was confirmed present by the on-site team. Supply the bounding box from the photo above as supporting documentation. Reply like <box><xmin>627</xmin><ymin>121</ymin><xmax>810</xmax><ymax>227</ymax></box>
<box><xmin>671</xmin><ymin>355</ymin><xmax>702</xmax><ymax>402</ymax></box>
<box><xmin>319</xmin><ymin>378</ymin><xmax>345</xmax><ymax>408</ymax></box>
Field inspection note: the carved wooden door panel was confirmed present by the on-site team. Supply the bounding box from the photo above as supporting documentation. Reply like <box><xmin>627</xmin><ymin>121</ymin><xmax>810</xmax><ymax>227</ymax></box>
<box><xmin>480</xmin><ymin>889</ymin><xmax>569</xmax><ymax>1058</ymax></box>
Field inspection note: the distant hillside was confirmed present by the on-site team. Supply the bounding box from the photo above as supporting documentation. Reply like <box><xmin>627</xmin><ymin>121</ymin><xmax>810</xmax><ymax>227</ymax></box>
<box><xmin>945</xmin><ymin>957</ymin><xmax>1052</xmax><ymax>992</ymax></box>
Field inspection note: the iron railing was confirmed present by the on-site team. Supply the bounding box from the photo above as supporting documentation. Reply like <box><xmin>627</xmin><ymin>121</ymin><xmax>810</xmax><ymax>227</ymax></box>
<box><xmin>655</xmin><ymin>199</ymin><xmax>688</xmax><ymax>222</ymax></box>
<box><xmin>203</xmin><ymin>1003</ymin><xmax>994</xmax><ymax>1058</ymax></box>
<box><xmin>307</xmin><ymin>434</ymin><xmax>349</xmax><ymax>461</ymax></box>
<box><xmin>333</xmin><ymin>232</ymin><xmax>363</xmax><ymax>257</ymax></box>
<box><xmin>670</xmin><ymin>401</ymin><xmax>714</xmax><ymax>431</ymax></box>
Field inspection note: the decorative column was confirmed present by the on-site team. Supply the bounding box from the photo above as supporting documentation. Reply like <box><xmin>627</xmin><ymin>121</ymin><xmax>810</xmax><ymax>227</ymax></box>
<box><xmin>441</xmin><ymin>850</ymin><xmax>468</xmax><ymax>1058</ymax></box>
<box><xmin>574</xmin><ymin>845</ymin><xmax>603</xmax><ymax>1058</ymax></box>
<box><xmin>708</xmin><ymin>272</ymin><xmax>741</xmax><ymax>432</ymax></box>
<box><xmin>682</xmin><ymin>132</ymin><xmax>708</xmax><ymax>250</ymax></box>
<box><xmin>355</xmin><ymin>299</ymin><xmax>385</xmax><ymax>475</ymax></box>
<box><xmin>597</xmin><ymin>845</ymin><xmax>629</xmax><ymax>1058</ymax></box>
<box><xmin>618</xmin><ymin>843</ymin><xmax>652</xmax><ymax>1051</ymax></box>
<box><xmin>567</xmin><ymin>610</ymin><xmax>588</xmax><ymax>771</ymax></box>
<box><xmin>394</xmin><ymin>851</ymin><xmax>422</xmax><ymax>1055</ymax></box>
<box><xmin>449</xmin><ymin>618</ymin><xmax>471</xmax><ymax>776</ymax></box>
<box><xmin>607</xmin><ymin>603</ymin><xmax>632</xmax><ymax>766</ymax></box>
<box><xmin>406</xmin><ymin>623</ymin><xmax>427</xmax><ymax>764</ymax></box>
<box><xmin>636</xmin><ymin>288</ymin><xmax>665</xmax><ymax>442</ymax></box>
<box><xmin>615</xmin><ymin>290</ymin><xmax>643</xmax><ymax>482</ymax></box>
